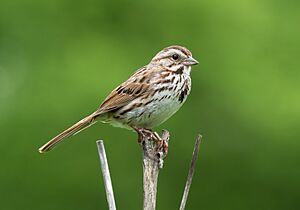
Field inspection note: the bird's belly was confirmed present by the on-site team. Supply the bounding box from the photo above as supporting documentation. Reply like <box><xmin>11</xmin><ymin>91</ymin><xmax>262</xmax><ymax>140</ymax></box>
<box><xmin>100</xmin><ymin>97</ymin><xmax>183</xmax><ymax>130</ymax></box>
<box><xmin>141</xmin><ymin>98</ymin><xmax>182</xmax><ymax>128</ymax></box>
<box><xmin>121</xmin><ymin>95</ymin><xmax>185</xmax><ymax>128</ymax></box>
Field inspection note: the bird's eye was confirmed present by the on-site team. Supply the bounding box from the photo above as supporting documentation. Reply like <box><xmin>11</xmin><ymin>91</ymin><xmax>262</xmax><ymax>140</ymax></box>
<box><xmin>172</xmin><ymin>54</ymin><xmax>179</xmax><ymax>60</ymax></box>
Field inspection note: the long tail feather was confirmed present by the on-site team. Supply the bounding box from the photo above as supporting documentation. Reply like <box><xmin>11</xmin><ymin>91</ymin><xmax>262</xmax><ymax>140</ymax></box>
<box><xmin>38</xmin><ymin>113</ymin><xmax>97</xmax><ymax>153</ymax></box>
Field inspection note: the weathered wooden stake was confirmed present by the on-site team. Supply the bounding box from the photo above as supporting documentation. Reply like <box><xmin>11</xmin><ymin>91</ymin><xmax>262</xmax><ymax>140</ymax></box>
<box><xmin>141</xmin><ymin>130</ymin><xmax>170</xmax><ymax>210</ymax></box>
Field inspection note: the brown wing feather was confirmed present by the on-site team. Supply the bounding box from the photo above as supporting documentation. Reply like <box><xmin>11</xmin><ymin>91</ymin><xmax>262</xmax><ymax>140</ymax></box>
<box><xmin>97</xmin><ymin>82</ymin><xmax>150</xmax><ymax>113</ymax></box>
<box><xmin>95</xmin><ymin>66</ymin><xmax>155</xmax><ymax>114</ymax></box>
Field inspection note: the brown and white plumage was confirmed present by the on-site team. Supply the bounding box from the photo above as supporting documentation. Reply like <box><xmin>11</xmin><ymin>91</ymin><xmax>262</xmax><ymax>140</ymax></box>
<box><xmin>39</xmin><ymin>45</ymin><xmax>198</xmax><ymax>153</ymax></box>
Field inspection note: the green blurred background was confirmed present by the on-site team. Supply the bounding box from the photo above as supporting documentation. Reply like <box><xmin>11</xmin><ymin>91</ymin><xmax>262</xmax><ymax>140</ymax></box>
<box><xmin>1</xmin><ymin>0</ymin><xmax>299</xmax><ymax>209</ymax></box>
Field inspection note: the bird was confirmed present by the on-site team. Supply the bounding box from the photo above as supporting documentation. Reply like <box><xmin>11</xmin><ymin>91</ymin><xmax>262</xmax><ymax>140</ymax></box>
<box><xmin>38</xmin><ymin>45</ymin><xmax>199</xmax><ymax>153</ymax></box>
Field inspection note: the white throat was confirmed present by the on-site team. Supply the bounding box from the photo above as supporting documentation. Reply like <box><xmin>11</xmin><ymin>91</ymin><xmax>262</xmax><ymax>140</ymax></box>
<box><xmin>184</xmin><ymin>66</ymin><xmax>191</xmax><ymax>75</ymax></box>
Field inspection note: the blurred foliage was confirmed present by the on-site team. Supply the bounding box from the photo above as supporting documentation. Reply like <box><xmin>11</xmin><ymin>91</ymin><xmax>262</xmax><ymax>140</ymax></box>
<box><xmin>0</xmin><ymin>0</ymin><xmax>300</xmax><ymax>209</ymax></box>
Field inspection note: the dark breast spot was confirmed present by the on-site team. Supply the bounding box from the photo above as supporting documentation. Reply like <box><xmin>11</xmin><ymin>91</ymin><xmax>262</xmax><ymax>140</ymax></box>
<box><xmin>178</xmin><ymin>91</ymin><xmax>185</xmax><ymax>103</ymax></box>
<box><xmin>178</xmin><ymin>83</ymin><xmax>189</xmax><ymax>103</ymax></box>
<box><xmin>174</xmin><ymin>66</ymin><xmax>184</xmax><ymax>74</ymax></box>
<box><xmin>171</xmin><ymin>76</ymin><xmax>175</xmax><ymax>83</ymax></box>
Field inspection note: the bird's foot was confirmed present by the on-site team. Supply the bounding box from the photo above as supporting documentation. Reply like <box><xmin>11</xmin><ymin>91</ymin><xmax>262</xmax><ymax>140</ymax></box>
<box><xmin>134</xmin><ymin>127</ymin><xmax>170</xmax><ymax>168</ymax></box>
<box><xmin>133</xmin><ymin>127</ymin><xmax>155</xmax><ymax>143</ymax></box>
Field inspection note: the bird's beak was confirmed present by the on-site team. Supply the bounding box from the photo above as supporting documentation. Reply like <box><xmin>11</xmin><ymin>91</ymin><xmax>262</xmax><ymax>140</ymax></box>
<box><xmin>183</xmin><ymin>57</ymin><xmax>199</xmax><ymax>66</ymax></box>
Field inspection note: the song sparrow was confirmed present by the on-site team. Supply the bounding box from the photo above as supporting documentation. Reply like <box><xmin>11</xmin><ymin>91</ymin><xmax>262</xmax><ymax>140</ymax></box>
<box><xmin>39</xmin><ymin>45</ymin><xmax>198</xmax><ymax>153</ymax></box>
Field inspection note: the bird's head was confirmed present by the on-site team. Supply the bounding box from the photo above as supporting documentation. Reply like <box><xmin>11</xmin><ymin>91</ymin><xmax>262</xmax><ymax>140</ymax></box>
<box><xmin>150</xmin><ymin>45</ymin><xmax>199</xmax><ymax>73</ymax></box>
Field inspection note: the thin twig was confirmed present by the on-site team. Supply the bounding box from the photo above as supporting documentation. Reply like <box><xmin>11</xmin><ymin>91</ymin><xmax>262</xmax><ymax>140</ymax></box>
<box><xmin>179</xmin><ymin>134</ymin><xmax>202</xmax><ymax>210</ymax></box>
<box><xmin>96</xmin><ymin>140</ymin><xmax>117</xmax><ymax>210</ymax></box>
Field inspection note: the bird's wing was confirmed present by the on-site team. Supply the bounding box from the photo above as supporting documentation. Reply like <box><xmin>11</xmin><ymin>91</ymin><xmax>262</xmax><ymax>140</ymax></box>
<box><xmin>95</xmin><ymin>66</ymin><xmax>155</xmax><ymax>114</ymax></box>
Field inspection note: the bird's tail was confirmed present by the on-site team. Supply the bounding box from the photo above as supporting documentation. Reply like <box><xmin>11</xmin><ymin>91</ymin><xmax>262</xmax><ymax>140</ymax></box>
<box><xmin>38</xmin><ymin>112</ymin><xmax>98</xmax><ymax>153</ymax></box>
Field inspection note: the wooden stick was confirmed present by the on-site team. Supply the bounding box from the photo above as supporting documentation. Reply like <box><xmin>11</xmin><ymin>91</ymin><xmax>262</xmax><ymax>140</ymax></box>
<box><xmin>142</xmin><ymin>130</ymin><xmax>170</xmax><ymax>210</ymax></box>
<box><xmin>179</xmin><ymin>134</ymin><xmax>202</xmax><ymax>210</ymax></box>
<box><xmin>96</xmin><ymin>140</ymin><xmax>117</xmax><ymax>210</ymax></box>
